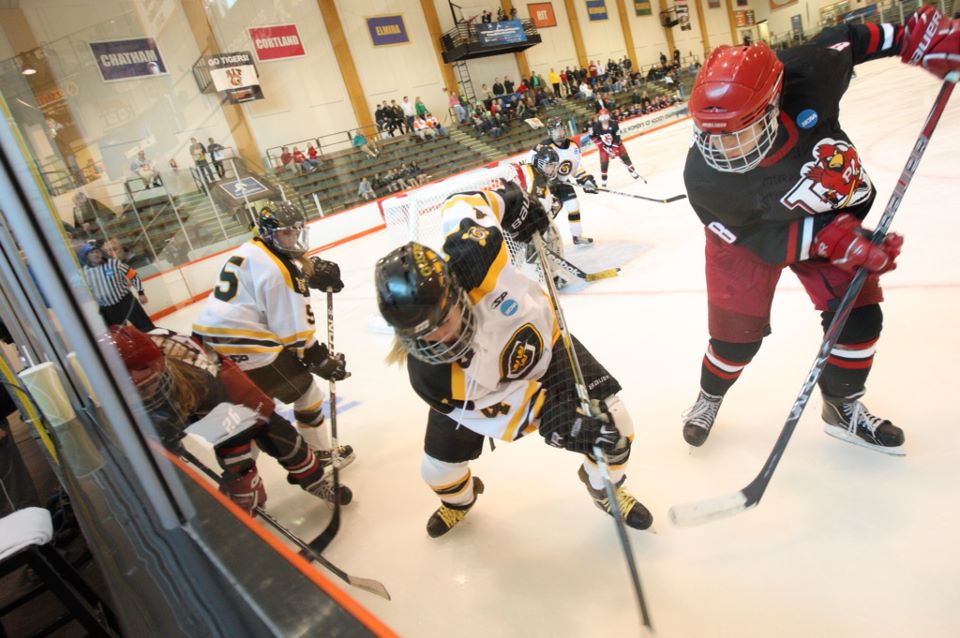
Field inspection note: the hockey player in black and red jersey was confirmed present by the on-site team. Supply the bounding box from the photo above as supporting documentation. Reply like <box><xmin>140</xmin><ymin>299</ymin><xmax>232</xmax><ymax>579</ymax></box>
<box><xmin>374</xmin><ymin>182</ymin><xmax>653</xmax><ymax>537</ymax></box>
<box><xmin>107</xmin><ymin>325</ymin><xmax>351</xmax><ymax>513</ymax></box>
<box><xmin>193</xmin><ymin>201</ymin><xmax>355</xmax><ymax>470</ymax></box>
<box><xmin>680</xmin><ymin>7</ymin><xmax>959</xmax><ymax>454</ymax></box>
<box><xmin>588</xmin><ymin>108</ymin><xmax>640</xmax><ymax>188</ymax></box>
<box><xmin>526</xmin><ymin>117</ymin><xmax>600</xmax><ymax>245</ymax></box>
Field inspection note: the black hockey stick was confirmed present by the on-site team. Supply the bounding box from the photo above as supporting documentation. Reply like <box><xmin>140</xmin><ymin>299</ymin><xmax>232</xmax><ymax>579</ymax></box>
<box><xmin>304</xmin><ymin>289</ymin><xmax>342</xmax><ymax>554</ymax></box>
<box><xmin>597</xmin><ymin>187</ymin><xmax>686</xmax><ymax>204</ymax></box>
<box><xmin>534</xmin><ymin>233</ymin><xmax>653</xmax><ymax>631</ymax></box>
<box><xmin>670</xmin><ymin>71</ymin><xmax>959</xmax><ymax>528</ymax></box>
<box><xmin>544</xmin><ymin>246</ymin><xmax>620</xmax><ymax>281</ymax></box>
<box><xmin>174</xmin><ymin>447</ymin><xmax>391</xmax><ymax>600</ymax></box>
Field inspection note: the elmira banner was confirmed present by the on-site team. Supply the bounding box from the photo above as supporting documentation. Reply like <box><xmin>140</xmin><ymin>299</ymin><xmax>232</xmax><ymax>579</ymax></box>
<box><xmin>366</xmin><ymin>15</ymin><xmax>409</xmax><ymax>46</ymax></box>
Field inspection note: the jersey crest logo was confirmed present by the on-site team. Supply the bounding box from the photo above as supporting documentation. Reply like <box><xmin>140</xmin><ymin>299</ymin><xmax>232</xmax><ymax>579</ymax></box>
<box><xmin>499</xmin><ymin>323</ymin><xmax>543</xmax><ymax>381</ymax></box>
<box><xmin>780</xmin><ymin>138</ymin><xmax>873</xmax><ymax>214</ymax></box>
<box><xmin>462</xmin><ymin>225</ymin><xmax>489</xmax><ymax>246</ymax></box>
<box><xmin>295</xmin><ymin>275</ymin><xmax>309</xmax><ymax>294</ymax></box>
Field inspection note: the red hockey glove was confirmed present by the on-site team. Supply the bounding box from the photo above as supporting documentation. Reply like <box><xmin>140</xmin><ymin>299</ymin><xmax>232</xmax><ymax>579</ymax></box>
<box><xmin>901</xmin><ymin>6</ymin><xmax>960</xmax><ymax>79</ymax></box>
<box><xmin>813</xmin><ymin>214</ymin><xmax>903</xmax><ymax>274</ymax></box>
<box><xmin>219</xmin><ymin>466</ymin><xmax>266</xmax><ymax>516</ymax></box>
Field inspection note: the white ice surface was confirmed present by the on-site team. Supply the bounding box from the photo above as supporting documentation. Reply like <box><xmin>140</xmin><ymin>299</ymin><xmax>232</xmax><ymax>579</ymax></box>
<box><xmin>161</xmin><ymin>58</ymin><xmax>960</xmax><ymax>638</ymax></box>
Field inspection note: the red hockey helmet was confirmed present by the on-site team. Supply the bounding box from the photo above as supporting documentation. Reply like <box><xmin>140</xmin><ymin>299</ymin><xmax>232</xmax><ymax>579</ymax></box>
<box><xmin>597</xmin><ymin>108</ymin><xmax>611</xmax><ymax>123</ymax></box>
<box><xmin>690</xmin><ymin>43</ymin><xmax>784</xmax><ymax>173</ymax></box>
<box><xmin>106</xmin><ymin>325</ymin><xmax>167</xmax><ymax>398</ymax></box>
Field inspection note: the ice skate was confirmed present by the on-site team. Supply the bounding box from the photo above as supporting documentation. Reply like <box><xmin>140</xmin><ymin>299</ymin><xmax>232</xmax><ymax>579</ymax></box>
<box><xmin>301</xmin><ymin>468</ymin><xmax>353</xmax><ymax>505</ymax></box>
<box><xmin>572</xmin><ymin>235</ymin><xmax>594</xmax><ymax>246</ymax></box>
<box><xmin>629</xmin><ymin>168</ymin><xmax>640</xmax><ymax>180</ymax></box>
<box><xmin>682</xmin><ymin>389</ymin><xmax>723</xmax><ymax>447</ymax></box>
<box><xmin>426</xmin><ymin>477</ymin><xmax>484</xmax><ymax>538</ymax></box>
<box><xmin>600</xmin><ymin>178</ymin><xmax>608</xmax><ymax>188</ymax></box>
<box><xmin>316</xmin><ymin>444</ymin><xmax>356</xmax><ymax>470</ymax></box>
<box><xmin>822</xmin><ymin>394</ymin><xmax>905</xmax><ymax>456</ymax></box>
<box><xmin>578</xmin><ymin>466</ymin><xmax>653</xmax><ymax>530</ymax></box>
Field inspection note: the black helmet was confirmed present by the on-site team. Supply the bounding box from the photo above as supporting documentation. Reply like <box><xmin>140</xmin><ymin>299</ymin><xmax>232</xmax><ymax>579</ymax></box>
<box><xmin>547</xmin><ymin>117</ymin><xmax>566</xmax><ymax>144</ymax></box>
<box><xmin>532</xmin><ymin>143</ymin><xmax>560</xmax><ymax>179</ymax></box>
<box><xmin>375</xmin><ymin>242</ymin><xmax>477</xmax><ymax>365</ymax></box>
<box><xmin>258</xmin><ymin>201</ymin><xmax>307</xmax><ymax>257</ymax></box>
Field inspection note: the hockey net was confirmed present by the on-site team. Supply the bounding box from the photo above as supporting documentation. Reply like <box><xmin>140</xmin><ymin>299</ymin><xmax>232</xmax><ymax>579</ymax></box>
<box><xmin>381</xmin><ymin>164</ymin><xmax>541</xmax><ymax>279</ymax></box>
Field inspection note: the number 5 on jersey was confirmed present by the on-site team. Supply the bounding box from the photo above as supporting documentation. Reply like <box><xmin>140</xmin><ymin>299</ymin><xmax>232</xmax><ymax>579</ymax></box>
<box><xmin>214</xmin><ymin>256</ymin><xmax>246</xmax><ymax>301</ymax></box>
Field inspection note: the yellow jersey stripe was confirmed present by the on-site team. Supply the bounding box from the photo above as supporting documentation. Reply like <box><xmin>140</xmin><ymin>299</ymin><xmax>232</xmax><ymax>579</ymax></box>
<box><xmin>468</xmin><ymin>242</ymin><xmax>508</xmax><ymax>305</ymax></box>
<box><xmin>451</xmin><ymin>364</ymin><xmax>466</xmax><ymax>402</ymax></box>
<box><xmin>192</xmin><ymin>324</ymin><xmax>280</xmax><ymax>341</ymax></box>
<box><xmin>502</xmin><ymin>381</ymin><xmax>540</xmax><ymax>442</ymax></box>
<box><xmin>208</xmin><ymin>344</ymin><xmax>283</xmax><ymax>354</ymax></box>
<box><xmin>253</xmin><ymin>240</ymin><xmax>294</xmax><ymax>292</ymax></box>
<box><xmin>431</xmin><ymin>469</ymin><xmax>472</xmax><ymax>492</ymax></box>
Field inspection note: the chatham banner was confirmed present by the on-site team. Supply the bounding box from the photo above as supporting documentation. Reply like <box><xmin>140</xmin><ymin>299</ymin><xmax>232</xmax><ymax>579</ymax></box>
<box><xmin>90</xmin><ymin>37</ymin><xmax>167</xmax><ymax>82</ymax></box>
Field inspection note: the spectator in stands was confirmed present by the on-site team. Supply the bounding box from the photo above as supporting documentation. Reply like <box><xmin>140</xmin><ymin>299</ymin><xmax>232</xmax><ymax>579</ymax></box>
<box><xmin>375</xmin><ymin>102</ymin><xmax>388</xmax><ymax>136</ymax></box>
<box><xmin>673</xmin><ymin>48</ymin><xmax>681</xmax><ymax>69</ymax></box>
<box><xmin>352</xmin><ymin>130</ymin><xmax>381</xmax><ymax>158</ymax></box>
<box><xmin>72</xmin><ymin>191</ymin><xmax>113</xmax><ymax>238</ymax></box>
<box><xmin>447</xmin><ymin>89</ymin><xmax>467</xmax><ymax>125</ymax></box>
<box><xmin>509</xmin><ymin>6</ymin><xmax>517</xmax><ymax>19</ymax></box>
<box><xmin>308</xmin><ymin>145</ymin><xmax>320</xmax><ymax>162</ymax></box>
<box><xmin>102</xmin><ymin>236</ymin><xmax>125</xmax><ymax>261</ymax></box>
<box><xmin>412</xmin><ymin>115</ymin><xmax>437</xmax><ymax>142</ymax></box>
<box><xmin>292</xmin><ymin>146</ymin><xmax>320</xmax><ymax>172</ymax></box>
<box><xmin>425</xmin><ymin>112</ymin><xmax>449</xmax><ymax>137</ymax></box>
<box><xmin>548</xmin><ymin>68</ymin><xmax>561</xmax><ymax>96</ymax></box>
<box><xmin>389</xmin><ymin>99</ymin><xmax>406</xmax><ymax>134</ymax></box>
<box><xmin>481</xmin><ymin>83</ymin><xmax>493</xmax><ymax>102</ymax></box>
<box><xmin>79</xmin><ymin>242</ymin><xmax>153</xmax><ymax>332</ymax></box>
<box><xmin>660</xmin><ymin>51</ymin><xmax>668</xmax><ymax>68</ymax></box>
<box><xmin>409</xmin><ymin>160</ymin><xmax>429</xmax><ymax>185</ymax></box>
<box><xmin>83</xmin><ymin>158</ymin><xmax>103</xmax><ymax>183</ymax></box>
<box><xmin>492</xmin><ymin>77</ymin><xmax>505</xmax><ymax>97</ymax></box>
<box><xmin>622</xmin><ymin>55</ymin><xmax>632</xmax><ymax>73</ymax></box>
<box><xmin>578</xmin><ymin>80</ymin><xmax>594</xmax><ymax>100</ymax></box>
<box><xmin>743</xmin><ymin>32</ymin><xmax>752</xmax><ymax>45</ymax></box>
<box><xmin>588</xmin><ymin>60</ymin><xmax>599</xmax><ymax>85</ymax></box>
<box><xmin>190</xmin><ymin>137</ymin><xmax>216</xmax><ymax>183</ymax></box>
<box><xmin>496</xmin><ymin>7</ymin><xmax>504</xmax><ymax>20</ymax></box>
<box><xmin>481</xmin><ymin>9</ymin><xmax>492</xmax><ymax>22</ymax></box>
<box><xmin>279</xmin><ymin>146</ymin><xmax>296</xmax><ymax>173</ymax></box>
<box><xmin>415</xmin><ymin>96</ymin><xmax>428</xmax><ymax>119</ymax></box>
<box><xmin>503</xmin><ymin>77</ymin><xmax>515</xmax><ymax>94</ymax></box>
<box><xmin>401</xmin><ymin>96</ymin><xmax>416</xmax><ymax>133</ymax></box>
<box><xmin>207</xmin><ymin>137</ymin><xmax>227</xmax><ymax>178</ymax></box>
<box><xmin>130</xmin><ymin>149</ymin><xmax>162</xmax><ymax>188</ymax></box>
<box><xmin>358</xmin><ymin>176</ymin><xmax>376</xmax><ymax>201</ymax></box>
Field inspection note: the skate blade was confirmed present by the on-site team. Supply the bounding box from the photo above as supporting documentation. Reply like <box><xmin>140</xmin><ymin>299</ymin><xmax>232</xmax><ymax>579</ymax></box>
<box><xmin>823</xmin><ymin>425</ymin><xmax>906</xmax><ymax>457</ymax></box>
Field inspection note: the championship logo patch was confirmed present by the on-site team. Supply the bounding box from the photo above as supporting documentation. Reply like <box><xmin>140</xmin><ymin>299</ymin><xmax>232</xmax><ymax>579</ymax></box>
<box><xmin>499</xmin><ymin>323</ymin><xmax>543</xmax><ymax>380</ymax></box>
<box><xmin>781</xmin><ymin>138</ymin><xmax>873</xmax><ymax>214</ymax></box>
<box><xmin>796</xmin><ymin>109</ymin><xmax>818</xmax><ymax>129</ymax></box>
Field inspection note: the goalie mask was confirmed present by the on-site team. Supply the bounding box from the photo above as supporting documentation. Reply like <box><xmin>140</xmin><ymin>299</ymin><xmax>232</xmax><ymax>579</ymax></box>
<box><xmin>532</xmin><ymin>144</ymin><xmax>560</xmax><ymax>180</ymax></box>
<box><xmin>547</xmin><ymin>117</ymin><xmax>567</xmax><ymax>145</ymax></box>
<box><xmin>690</xmin><ymin>43</ymin><xmax>784</xmax><ymax>173</ymax></box>
<box><xmin>375</xmin><ymin>242</ymin><xmax>477</xmax><ymax>365</ymax></box>
<box><xmin>258</xmin><ymin>201</ymin><xmax>308</xmax><ymax>257</ymax></box>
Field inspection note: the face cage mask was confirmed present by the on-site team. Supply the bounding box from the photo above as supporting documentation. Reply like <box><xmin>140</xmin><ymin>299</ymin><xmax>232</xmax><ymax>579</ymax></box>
<box><xmin>400</xmin><ymin>289</ymin><xmax>478</xmax><ymax>365</ymax></box>
<box><xmin>695</xmin><ymin>104</ymin><xmax>780</xmax><ymax>174</ymax></box>
<box><xmin>537</xmin><ymin>159</ymin><xmax>559</xmax><ymax>180</ymax></box>
<box><xmin>266</xmin><ymin>224</ymin><xmax>308</xmax><ymax>257</ymax></box>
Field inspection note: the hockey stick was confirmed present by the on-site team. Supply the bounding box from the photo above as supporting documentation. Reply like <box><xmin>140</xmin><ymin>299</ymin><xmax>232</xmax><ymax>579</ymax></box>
<box><xmin>533</xmin><ymin>232</ymin><xmax>653</xmax><ymax>631</ymax></box>
<box><xmin>597</xmin><ymin>187</ymin><xmax>686</xmax><ymax>204</ymax></box>
<box><xmin>544</xmin><ymin>247</ymin><xmax>620</xmax><ymax>281</ymax></box>
<box><xmin>670</xmin><ymin>71</ymin><xmax>959</xmax><ymax>528</ymax></box>
<box><xmin>304</xmin><ymin>289</ymin><xmax>342</xmax><ymax>554</ymax></box>
<box><xmin>173</xmin><ymin>446</ymin><xmax>391</xmax><ymax>600</ymax></box>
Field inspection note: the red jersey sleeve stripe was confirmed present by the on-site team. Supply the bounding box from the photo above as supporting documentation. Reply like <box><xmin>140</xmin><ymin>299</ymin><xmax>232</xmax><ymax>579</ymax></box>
<box><xmin>865</xmin><ymin>22</ymin><xmax>881</xmax><ymax>54</ymax></box>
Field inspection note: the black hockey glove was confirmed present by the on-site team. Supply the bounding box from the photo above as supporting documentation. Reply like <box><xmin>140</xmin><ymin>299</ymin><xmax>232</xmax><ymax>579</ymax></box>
<box><xmin>542</xmin><ymin>406</ymin><xmax>620</xmax><ymax>454</ymax></box>
<box><xmin>577</xmin><ymin>174</ymin><xmax>599</xmax><ymax>194</ymax></box>
<box><xmin>308</xmin><ymin>257</ymin><xmax>343</xmax><ymax>292</ymax></box>
<box><xmin>303</xmin><ymin>342</ymin><xmax>348</xmax><ymax>381</ymax></box>
<box><xmin>506</xmin><ymin>195</ymin><xmax>550</xmax><ymax>244</ymax></box>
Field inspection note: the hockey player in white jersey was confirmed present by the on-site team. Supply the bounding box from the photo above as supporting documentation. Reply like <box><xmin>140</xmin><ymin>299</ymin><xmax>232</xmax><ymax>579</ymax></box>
<box><xmin>374</xmin><ymin>182</ymin><xmax>652</xmax><ymax>537</ymax></box>
<box><xmin>526</xmin><ymin>117</ymin><xmax>600</xmax><ymax>245</ymax></box>
<box><xmin>193</xmin><ymin>201</ymin><xmax>355</xmax><ymax>470</ymax></box>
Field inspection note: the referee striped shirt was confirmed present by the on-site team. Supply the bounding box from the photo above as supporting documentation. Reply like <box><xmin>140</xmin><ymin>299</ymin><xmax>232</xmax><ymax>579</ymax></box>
<box><xmin>83</xmin><ymin>258</ymin><xmax>143</xmax><ymax>307</ymax></box>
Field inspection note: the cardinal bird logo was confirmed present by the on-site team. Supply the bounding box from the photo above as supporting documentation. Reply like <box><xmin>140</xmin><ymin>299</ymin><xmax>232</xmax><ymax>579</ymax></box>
<box><xmin>781</xmin><ymin>138</ymin><xmax>873</xmax><ymax>214</ymax></box>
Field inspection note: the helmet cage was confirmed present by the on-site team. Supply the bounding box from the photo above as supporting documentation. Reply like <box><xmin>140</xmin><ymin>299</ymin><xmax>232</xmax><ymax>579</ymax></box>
<box><xmin>548</xmin><ymin>118</ymin><xmax>566</xmax><ymax>144</ymax></box>
<box><xmin>399</xmin><ymin>287</ymin><xmax>477</xmax><ymax>365</ymax></box>
<box><xmin>262</xmin><ymin>221</ymin><xmax>308</xmax><ymax>257</ymax></box>
<box><xmin>533</xmin><ymin>147</ymin><xmax>560</xmax><ymax>180</ymax></box>
<box><xmin>694</xmin><ymin>103</ymin><xmax>780</xmax><ymax>173</ymax></box>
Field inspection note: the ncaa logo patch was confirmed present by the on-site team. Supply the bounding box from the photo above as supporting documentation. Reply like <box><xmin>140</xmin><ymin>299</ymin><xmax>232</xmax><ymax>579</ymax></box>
<box><xmin>500</xmin><ymin>299</ymin><xmax>518</xmax><ymax>316</ymax></box>
<box><xmin>796</xmin><ymin>109</ymin><xmax>818</xmax><ymax>129</ymax></box>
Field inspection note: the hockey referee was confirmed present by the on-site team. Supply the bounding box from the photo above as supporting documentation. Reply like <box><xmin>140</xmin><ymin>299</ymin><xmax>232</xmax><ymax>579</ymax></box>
<box><xmin>80</xmin><ymin>242</ymin><xmax>154</xmax><ymax>332</ymax></box>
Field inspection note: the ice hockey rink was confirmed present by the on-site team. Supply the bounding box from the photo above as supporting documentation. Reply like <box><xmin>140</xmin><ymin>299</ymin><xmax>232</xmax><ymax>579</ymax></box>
<box><xmin>161</xmin><ymin>57</ymin><xmax>960</xmax><ymax>638</ymax></box>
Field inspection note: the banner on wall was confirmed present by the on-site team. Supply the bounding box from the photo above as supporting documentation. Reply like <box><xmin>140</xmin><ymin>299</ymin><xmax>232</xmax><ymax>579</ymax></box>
<box><xmin>791</xmin><ymin>14</ymin><xmax>803</xmax><ymax>38</ymax></box>
<box><xmin>366</xmin><ymin>15</ymin><xmax>409</xmax><ymax>46</ymax></box>
<box><xmin>528</xmin><ymin>3</ymin><xmax>558</xmax><ymax>27</ymax></box>
<box><xmin>707</xmin><ymin>0</ymin><xmax>721</xmax><ymax>8</ymax></box>
<box><xmin>676</xmin><ymin>0</ymin><xmax>691</xmax><ymax>30</ymax></box>
<box><xmin>769</xmin><ymin>0</ymin><xmax>799</xmax><ymax>10</ymax></box>
<box><xmin>735</xmin><ymin>9</ymin><xmax>757</xmax><ymax>26</ymax></box>
<box><xmin>207</xmin><ymin>51</ymin><xmax>264</xmax><ymax>103</ymax></box>
<box><xmin>736</xmin><ymin>0</ymin><xmax>749</xmax><ymax>6</ymax></box>
<box><xmin>586</xmin><ymin>0</ymin><xmax>608</xmax><ymax>21</ymax></box>
<box><xmin>477</xmin><ymin>21</ymin><xmax>528</xmax><ymax>46</ymax></box>
<box><xmin>248</xmin><ymin>24</ymin><xmax>306</xmax><ymax>62</ymax></box>
<box><xmin>634</xmin><ymin>0</ymin><xmax>652</xmax><ymax>16</ymax></box>
<box><xmin>90</xmin><ymin>38</ymin><xmax>167</xmax><ymax>82</ymax></box>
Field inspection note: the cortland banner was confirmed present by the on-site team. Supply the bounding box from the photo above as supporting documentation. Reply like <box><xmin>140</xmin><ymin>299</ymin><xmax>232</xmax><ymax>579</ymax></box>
<box><xmin>248</xmin><ymin>24</ymin><xmax>306</xmax><ymax>62</ymax></box>
<box><xmin>366</xmin><ymin>15</ymin><xmax>409</xmax><ymax>46</ymax></box>
<box><xmin>586</xmin><ymin>0</ymin><xmax>608</xmax><ymax>20</ymax></box>
<box><xmin>476</xmin><ymin>20</ymin><xmax>528</xmax><ymax>47</ymax></box>
<box><xmin>90</xmin><ymin>37</ymin><xmax>167</xmax><ymax>82</ymax></box>
<box><xmin>207</xmin><ymin>51</ymin><xmax>264</xmax><ymax>103</ymax></box>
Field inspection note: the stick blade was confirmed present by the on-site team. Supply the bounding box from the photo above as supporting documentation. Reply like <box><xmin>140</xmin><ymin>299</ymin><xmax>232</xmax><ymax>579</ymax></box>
<box><xmin>346</xmin><ymin>575</ymin><xmax>392</xmax><ymax>601</ymax></box>
<box><xmin>668</xmin><ymin>491</ymin><xmax>750</xmax><ymax>527</ymax></box>
<box><xmin>584</xmin><ymin>267</ymin><xmax>621</xmax><ymax>281</ymax></box>
<box><xmin>663</xmin><ymin>194</ymin><xmax>687</xmax><ymax>203</ymax></box>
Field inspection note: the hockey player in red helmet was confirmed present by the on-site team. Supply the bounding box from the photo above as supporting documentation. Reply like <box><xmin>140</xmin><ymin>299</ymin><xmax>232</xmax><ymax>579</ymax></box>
<box><xmin>106</xmin><ymin>325</ymin><xmax>351</xmax><ymax>514</ymax></box>
<box><xmin>680</xmin><ymin>9</ymin><xmax>958</xmax><ymax>455</ymax></box>
<box><xmin>588</xmin><ymin>108</ymin><xmax>640</xmax><ymax>189</ymax></box>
